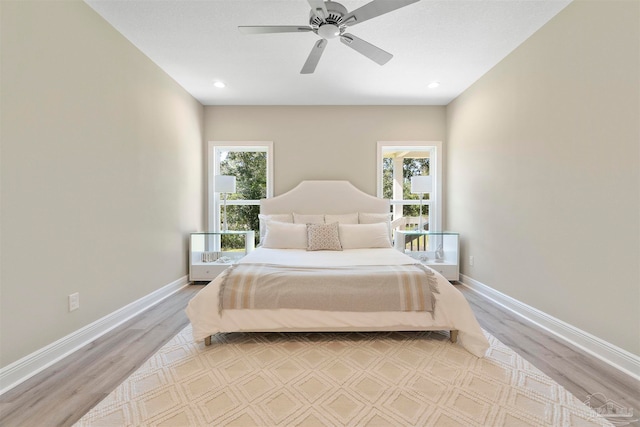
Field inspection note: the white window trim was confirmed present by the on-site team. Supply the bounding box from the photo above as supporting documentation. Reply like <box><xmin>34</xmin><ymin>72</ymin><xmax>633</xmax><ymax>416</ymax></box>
<box><xmin>376</xmin><ymin>141</ymin><xmax>443</xmax><ymax>232</ymax></box>
<box><xmin>207</xmin><ymin>141</ymin><xmax>273</xmax><ymax>232</ymax></box>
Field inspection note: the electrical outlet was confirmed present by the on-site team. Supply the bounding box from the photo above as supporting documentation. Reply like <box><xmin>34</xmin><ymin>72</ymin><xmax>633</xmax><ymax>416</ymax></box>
<box><xmin>469</xmin><ymin>256</ymin><xmax>475</xmax><ymax>266</ymax></box>
<box><xmin>68</xmin><ymin>292</ymin><xmax>80</xmax><ymax>312</ymax></box>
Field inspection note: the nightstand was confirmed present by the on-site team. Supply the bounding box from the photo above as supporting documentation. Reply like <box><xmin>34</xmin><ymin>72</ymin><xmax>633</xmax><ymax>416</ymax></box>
<box><xmin>189</xmin><ymin>231</ymin><xmax>255</xmax><ymax>281</ymax></box>
<box><xmin>394</xmin><ymin>231</ymin><xmax>460</xmax><ymax>281</ymax></box>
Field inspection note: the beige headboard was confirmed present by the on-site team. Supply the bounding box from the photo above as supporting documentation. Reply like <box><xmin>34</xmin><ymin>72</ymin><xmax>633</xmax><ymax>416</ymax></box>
<box><xmin>260</xmin><ymin>181</ymin><xmax>389</xmax><ymax>215</ymax></box>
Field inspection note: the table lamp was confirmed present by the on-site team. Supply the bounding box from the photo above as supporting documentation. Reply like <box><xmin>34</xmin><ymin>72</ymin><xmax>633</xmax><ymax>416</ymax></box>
<box><xmin>215</xmin><ymin>175</ymin><xmax>236</xmax><ymax>231</ymax></box>
<box><xmin>410</xmin><ymin>175</ymin><xmax>432</xmax><ymax>231</ymax></box>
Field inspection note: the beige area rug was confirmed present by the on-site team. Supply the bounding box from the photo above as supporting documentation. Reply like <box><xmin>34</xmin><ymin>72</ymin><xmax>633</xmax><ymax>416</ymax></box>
<box><xmin>75</xmin><ymin>326</ymin><xmax>613</xmax><ymax>427</ymax></box>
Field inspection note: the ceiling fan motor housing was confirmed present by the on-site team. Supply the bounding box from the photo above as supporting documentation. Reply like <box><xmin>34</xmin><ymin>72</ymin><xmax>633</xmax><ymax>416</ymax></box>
<box><xmin>309</xmin><ymin>1</ymin><xmax>348</xmax><ymax>37</ymax></box>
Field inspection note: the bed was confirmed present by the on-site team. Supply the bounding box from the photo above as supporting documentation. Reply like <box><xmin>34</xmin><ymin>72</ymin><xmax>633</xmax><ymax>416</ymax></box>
<box><xmin>186</xmin><ymin>181</ymin><xmax>489</xmax><ymax>357</ymax></box>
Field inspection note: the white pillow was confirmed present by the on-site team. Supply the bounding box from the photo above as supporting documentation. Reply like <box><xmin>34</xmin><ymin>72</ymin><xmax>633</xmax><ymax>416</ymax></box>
<box><xmin>339</xmin><ymin>223</ymin><xmax>392</xmax><ymax>249</ymax></box>
<box><xmin>325</xmin><ymin>213</ymin><xmax>358</xmax><ymax>224</ymax></box>
<box><xmin>293</xmin><ymin>213</ymin><xmax>325</xmax><ymax>224</ymax></box>
<box><xmin>258</xmin><ymin>213</ymin><xmax>292</xmax><ymax>241</ymax></box>
<box><xmin>262</xmin><ymin>221</ymin><xmax>307</xmax><ymax>249</ymax></box>
<box><xmin>358</xmin><ymin>212</ymin><xmax>391</xmax><ymax>224</ymax></box>
<box><xmin>358</xmin><ymin>212</ymin><xmax>392</xmax><ymax>238</ymax></box>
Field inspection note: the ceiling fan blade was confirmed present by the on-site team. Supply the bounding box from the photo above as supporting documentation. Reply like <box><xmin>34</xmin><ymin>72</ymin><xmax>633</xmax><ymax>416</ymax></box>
<box><xmin>340</xmin><ymin>33</ymin><xmax>392</xmax><ymax>65</ymax></box>
<box><xmin>238</xmin><ymin>26</ymin><xmax>313</xmax><ymax>34</ymax></box>
<box><xmin>307</xmin><ymin>0</ymin><xmax>329</xmax><ymax>21</ymax></box>
<box><xmin>343</xmin><ymin>0</ymin><xmax>420</xmax><ymax>26</ymax></box>
<box><xmin>301</xmin><ymin>39</ymin><xmax>328</xmax><ymax>74</ymax></box>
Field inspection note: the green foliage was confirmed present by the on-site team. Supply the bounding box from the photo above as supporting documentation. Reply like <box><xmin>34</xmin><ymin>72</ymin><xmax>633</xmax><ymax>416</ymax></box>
<box><xmin>219</xmin><ymin>151</ymin><xmax>266</xmax><ymax>247</ymax></box>
<box><xmin>382</xmin><ymin>158</ymin><xmax>394</xmax><ymax>199</ymax></box>
<box><xmin>382</xmin><ymin>157</ymin><xmax>430</xmax><ymax>218</ymax></box>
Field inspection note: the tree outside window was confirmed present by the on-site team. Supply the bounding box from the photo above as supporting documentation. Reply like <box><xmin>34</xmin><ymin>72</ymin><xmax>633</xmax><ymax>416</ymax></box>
<box><xmin>378</xmin><ymin>142</ymin><xmax>441</xmax><ymax>252</ymax></box>
<box><xmin>382</xmin><ymin>156</ymin><xmax>430</xmax><ymax>223</ymax></box>
<box><xmin>219</xmin><ymin>151</ymin><xmax>265</xmax><ymax>248</ymax></box>
<box><xmin>210</xmin><ymin>142</ymin><xmax>272</xmax><ymax>248</ymax></box>
<box><xmin>380</xmin><ymin>145</ymin><xmax>435</xmax><ymax>231</ymax></box>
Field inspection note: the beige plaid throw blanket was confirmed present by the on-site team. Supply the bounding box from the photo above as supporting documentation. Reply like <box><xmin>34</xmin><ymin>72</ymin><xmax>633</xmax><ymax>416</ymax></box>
<box><xmin>219</xmin><ymin>263</ymin><xmax>439</xmax><ymax>313</ymax></box>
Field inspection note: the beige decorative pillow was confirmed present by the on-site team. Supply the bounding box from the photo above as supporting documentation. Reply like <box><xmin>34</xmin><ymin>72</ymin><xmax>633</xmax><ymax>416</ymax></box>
<box><xmin>307</xmin><ymin>222</ymin><xmax>342</xmax><ymax>251</ymax></box>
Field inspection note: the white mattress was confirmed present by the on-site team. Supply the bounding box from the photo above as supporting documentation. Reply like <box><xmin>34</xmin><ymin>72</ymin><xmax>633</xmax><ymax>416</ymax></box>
<box><xmin>186</xmin><ymin>247</ymin><xmax>489</xmax><ymax>357</ymax></box>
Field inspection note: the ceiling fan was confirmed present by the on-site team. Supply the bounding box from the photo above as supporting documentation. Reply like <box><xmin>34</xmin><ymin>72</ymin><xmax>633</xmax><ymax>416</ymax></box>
<box><xmin>239</xmin><ymin>0</ymin><xmax>420</xmax><ymax>74</ymax></box>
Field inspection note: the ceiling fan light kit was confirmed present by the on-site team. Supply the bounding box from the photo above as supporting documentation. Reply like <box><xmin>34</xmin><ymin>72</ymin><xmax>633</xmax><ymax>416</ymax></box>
<box><xmin>238</xmin><ymin>0</ymin><xmax>420</xmax><ymax>74</ymax></box>
<box><xmin>317</xmin><ymin>24</ymin><xmax>340</xmax><ymax>39</ymax></box>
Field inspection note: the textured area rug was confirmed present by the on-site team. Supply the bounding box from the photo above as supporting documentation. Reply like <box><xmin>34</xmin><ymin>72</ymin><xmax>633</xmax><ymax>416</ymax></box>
<box><xmin>75</xmin><ymin>326</ymin><xmax>612</xmax><ymax>426</ymax></box>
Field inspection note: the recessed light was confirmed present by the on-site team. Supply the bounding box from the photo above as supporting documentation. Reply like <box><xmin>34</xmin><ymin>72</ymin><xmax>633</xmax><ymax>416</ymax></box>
<box><xmin>213</xmin><ymin>81</ymin><xmax>226</xmax><ymax>88</ymax></box>
<box><xmin>427</xmin><ymin>81</ymin><xmax>440</xmax><ymax>89</ymax></box>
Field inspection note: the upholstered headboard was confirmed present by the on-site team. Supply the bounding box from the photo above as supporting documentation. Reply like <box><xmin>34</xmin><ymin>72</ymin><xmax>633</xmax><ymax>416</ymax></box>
<box><xmin>260</xmin><ymin>181</ymin><xmax>389</xmax><ymax>215</ymax></box>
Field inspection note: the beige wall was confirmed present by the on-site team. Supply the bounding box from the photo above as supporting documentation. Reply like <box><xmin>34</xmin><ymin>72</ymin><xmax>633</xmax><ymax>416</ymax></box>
<box><xmin>446</xmin><ymin>0</ymin><xmax>639</xmax><ymax>354</ymax></box>
<box><xmin>0</xmin><ymin>1</ymin><xmax>204</xmax><ymax>367</ymax></box>
<box><xmin>204</xmin><ymin>106</ymin><xmax>446</xmax><ymax>196</ymax></box>
<box><xmin>3</xmin><ymin>0</ymin><xmax>635</xmax><ymax>374</ymax></box>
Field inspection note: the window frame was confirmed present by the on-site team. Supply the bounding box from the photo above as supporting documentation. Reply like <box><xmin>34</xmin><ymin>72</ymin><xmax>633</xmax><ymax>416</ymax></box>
<box><xmin>207</xmin><ymin>141</ymin><xmax>273</xmax><ymax>232</ymax></box>
<box><xmin>376</xmin><ymin>141</ymin><xmax>443</xmax><ymax>232</ymax></box>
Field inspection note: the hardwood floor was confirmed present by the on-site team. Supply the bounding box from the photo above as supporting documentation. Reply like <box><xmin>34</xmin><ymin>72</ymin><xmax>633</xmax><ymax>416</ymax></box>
<box><xmin>458</xmin><ymin>284</ymin><xmax>640</xmax><ymax>427</ymax></box>
<box><xmin>0</xmin><ymin>285</ymin><xmax>201</xmax><ymax>427</ymax></box>
<box><xmin>0</xmin><ymin>283</ymin><xmax>638</xmax><ymax>427</ymax></box>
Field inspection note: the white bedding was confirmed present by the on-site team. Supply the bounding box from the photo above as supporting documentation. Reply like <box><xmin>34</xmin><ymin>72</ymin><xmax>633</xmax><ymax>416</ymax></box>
<box><xmin>186</xmin><ymin>247</ymin><xmax>489</xmax><ymax>357</ymax></box>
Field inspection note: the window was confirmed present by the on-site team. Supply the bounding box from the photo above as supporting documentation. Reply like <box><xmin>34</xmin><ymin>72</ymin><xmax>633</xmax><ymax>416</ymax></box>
<box><xmin>208</xmin><ymin>141</ymin><xmax>273</xmax><ymax>246</ymax></box>
<box><xmin>376</xmin><ymin>142</ymin><xmax>442</xmax><ymax>232</ymax></box>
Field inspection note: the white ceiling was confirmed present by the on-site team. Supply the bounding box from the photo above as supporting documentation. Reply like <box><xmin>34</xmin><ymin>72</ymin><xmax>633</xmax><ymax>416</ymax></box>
<box><xmin>85</xmin><ymin>0</ymin><xmax>571</xmax><ymax>106</ymax></box>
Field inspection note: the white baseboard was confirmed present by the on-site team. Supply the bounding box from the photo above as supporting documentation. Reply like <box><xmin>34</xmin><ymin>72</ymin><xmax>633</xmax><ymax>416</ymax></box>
<box><xmin>0</xmin><ymin>276</ymin><xmax>189</xmax><ymax>395</ymax></box>
<box><xmin>460</xmin><ymin>274</ymin><xmax>640</xmax><ymax>381</ymax></box>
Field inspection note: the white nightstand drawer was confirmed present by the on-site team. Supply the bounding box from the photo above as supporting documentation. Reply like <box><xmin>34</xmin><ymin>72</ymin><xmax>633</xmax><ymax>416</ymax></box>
<box><xmin>189</xmin><ymin>231</ymin><xmax>255</xmax><ymax>282</ymax></box>
<box><xmin>425</xmin><ymin>263</ymin><xmax>458</xmax><ymax>281</ymax></box>
<box><xmin>394</xmin><ymin>231</ymin><xmax>460</xmax><ymax>282</ymax></box>
<box><xmin>190</xmin><ymin>264</ymin><xmax>229</xmax><ymax>281</ymax></box>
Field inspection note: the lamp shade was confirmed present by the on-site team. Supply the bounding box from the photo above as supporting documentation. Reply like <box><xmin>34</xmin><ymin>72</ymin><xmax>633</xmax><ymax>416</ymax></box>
<box><xmin>214</xmin><ymin>175</ymin><xmax>236</xmax><ymax>193</ymax></box>
<box><xmin>410</xmin><ymin>176</ymin><xmax>432</xmax><ymax>194</ymax></box>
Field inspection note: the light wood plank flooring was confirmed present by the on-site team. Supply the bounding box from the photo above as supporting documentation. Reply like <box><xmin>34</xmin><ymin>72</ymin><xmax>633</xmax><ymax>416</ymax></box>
<box><xmin>458</xmin><ymin>285</ymin><xmax>639</xmax><ymax>426</ymax></box>
<box><xmin>0</xmin><ymin>283</ymin><xmax>638</xmax><ymax>427</ymax></box>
